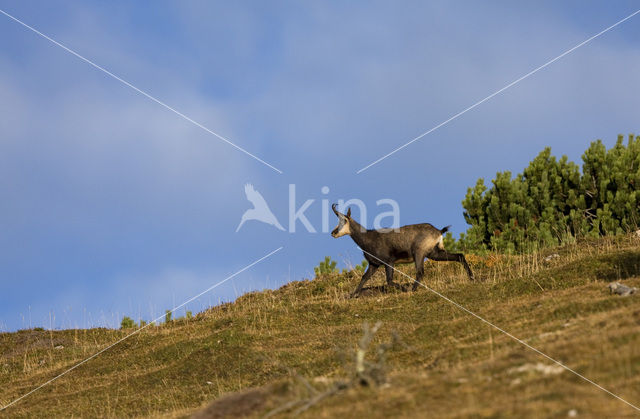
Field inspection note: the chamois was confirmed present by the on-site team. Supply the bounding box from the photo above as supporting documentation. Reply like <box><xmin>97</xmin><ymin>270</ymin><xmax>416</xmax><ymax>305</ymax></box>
<box><xmin>331</xmin><ymin>204</ymin><xmax>475</xmax><ymax>297</ymax></box>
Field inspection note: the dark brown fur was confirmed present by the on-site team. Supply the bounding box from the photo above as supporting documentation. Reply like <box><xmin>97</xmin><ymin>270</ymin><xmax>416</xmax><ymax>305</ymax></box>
<box><xmin>331</xmin><ymin>204</ymin><xmax>475</xmax><ymax>297</ymax></box>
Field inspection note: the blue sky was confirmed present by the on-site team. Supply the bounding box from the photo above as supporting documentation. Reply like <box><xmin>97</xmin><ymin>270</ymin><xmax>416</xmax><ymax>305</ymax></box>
<box><xmin>1</xmin><ymin>1</ymin><xmax>639</xmax><ymax>331</ymax></box>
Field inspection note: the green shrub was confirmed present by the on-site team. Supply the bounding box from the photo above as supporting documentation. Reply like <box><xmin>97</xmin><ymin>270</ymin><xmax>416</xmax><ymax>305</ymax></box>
<box><xmin>459</xmin><ymin>134</ymin><xmax>640</xmax><ymax>253</ymax></box>
<box><xmin>354</xmin><ymin>260</ymin><xmax>368</xmax><ymax>273</ymax></box>
<box><xmin>120</xmin><ymin>316</ymin><xmax>136</xmax><ymax>329</ymax></box>
<box><xmin>314</xmin><ymin>256</ymin><xmax>338</xmax><ymax>277</ymax></box>
<box><xmin>341</xmin><ymin>260</ymin><xmax>368</xmax><ymax>275</ymax></box>
<box><xmin>443</xmin><ymin>232</ymin><xmax>460</xmax><ymax>253</ymax></box>
<box><xmin>165</xmin><ymin>310</ymin><xmax>172</xmax><ymax>323</ymax></box>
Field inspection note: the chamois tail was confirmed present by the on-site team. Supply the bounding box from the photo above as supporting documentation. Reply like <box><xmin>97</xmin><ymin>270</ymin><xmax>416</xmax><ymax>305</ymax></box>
<box><xmin>440</xmin><ymin>225</ymin><xmax>452</xmax><ymax>234</ymax></box>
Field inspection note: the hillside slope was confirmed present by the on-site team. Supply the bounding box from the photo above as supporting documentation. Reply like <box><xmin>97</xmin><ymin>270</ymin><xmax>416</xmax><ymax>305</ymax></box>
<box><xmin>2</xmin><ymin>236</ymin><xmax>640</xmax><ymax>418</ymax></box>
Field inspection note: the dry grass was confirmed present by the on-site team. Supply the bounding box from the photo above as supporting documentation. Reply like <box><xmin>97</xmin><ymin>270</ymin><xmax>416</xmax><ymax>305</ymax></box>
<box><xmin>1</xmin><ymin>235</ymin><xmax>640</xmax><ymax>418</ymax></box>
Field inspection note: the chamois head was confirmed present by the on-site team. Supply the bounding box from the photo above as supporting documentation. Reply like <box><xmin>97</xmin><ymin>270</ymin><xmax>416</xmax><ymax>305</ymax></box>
<box><xmin>331</xmin><ymin>203</ymin><xmax>352</xmax><ymax>238</ymax></box>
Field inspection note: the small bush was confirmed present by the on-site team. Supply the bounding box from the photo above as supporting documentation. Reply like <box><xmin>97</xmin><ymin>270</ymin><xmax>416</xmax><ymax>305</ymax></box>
<box><xmin>186</xmin><ymin>311</ymin><xmax>193</xmax><ymax>320</ymax></box>
<box><xmin>354</xmin><ymin>260</ymin><xmax>368</xmax><ymax>273</ymax></box>
<box><xmin>120</xmin><ymin>316</ymin><xmax>136</xmax><ymax>329</ymax></box>
<box><xmin>342</xmin><ymin>260</ymin><xmax>368</xmax><ymax>274</ymax></box>
<box><xmin>314</xmin><ymin>256</ymin><xmax>338</xmax><ymax>277</ymax></box>
<box><xmin>165</xmin><ymin>310</ymin><xmax>172</xmax><ymax>323</ymax></box>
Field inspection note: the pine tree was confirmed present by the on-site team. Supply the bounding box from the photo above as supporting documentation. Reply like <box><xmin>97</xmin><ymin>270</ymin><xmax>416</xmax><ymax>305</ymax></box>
<box><xmin>458</xmin><ymin>134</ymin><xmax>640</xmax><ymax>253</ymax></box>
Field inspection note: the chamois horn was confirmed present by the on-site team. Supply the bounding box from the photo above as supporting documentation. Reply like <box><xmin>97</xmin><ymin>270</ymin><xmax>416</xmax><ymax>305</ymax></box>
<box><xmin>332</xmin><ymin>203</ymin><xmax>340</xmax><ymax>216</ymax></box>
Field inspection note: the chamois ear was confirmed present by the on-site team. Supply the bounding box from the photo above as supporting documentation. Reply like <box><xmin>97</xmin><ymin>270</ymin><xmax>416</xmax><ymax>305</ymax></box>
<box><xmin>346</xmin><ymin>208</ymin><xmax>351</xmax><ymax>218</ymax></box>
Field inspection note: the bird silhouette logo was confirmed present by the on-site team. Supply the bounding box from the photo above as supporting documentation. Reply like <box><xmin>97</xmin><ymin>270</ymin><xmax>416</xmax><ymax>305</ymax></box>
<box><xmin>236</xmin><ymin>183</ymin><xmax>285</xmax><ymax>232</ymax></box>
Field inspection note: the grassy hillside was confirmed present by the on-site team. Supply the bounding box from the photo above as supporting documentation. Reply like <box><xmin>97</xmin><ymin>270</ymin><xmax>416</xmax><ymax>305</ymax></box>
<box><xmin>2</xmin><ymin>235</ymin><xmax>640</xmax><ymax>418</ymax></box>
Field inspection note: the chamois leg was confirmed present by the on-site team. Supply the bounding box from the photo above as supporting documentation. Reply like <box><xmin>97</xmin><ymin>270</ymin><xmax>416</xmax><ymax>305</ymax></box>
<box><xmin>384</xmin><ymin>264</ymin><xmax>402</xmax><ymax>291</ymax></box>
<box><xmin>428</xmin><ymin>248</ymin><xmax>475</xmax><ymax>281</ymax></box>
<box><xmin>412</xmin><ymin>253</ymin><xmax>426</xmax><ymax>291</ymax></box>
<box><xmin>351</xmin><ymin>264</ymin><xmax>379</xmax><ymax>298</ymax></box>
